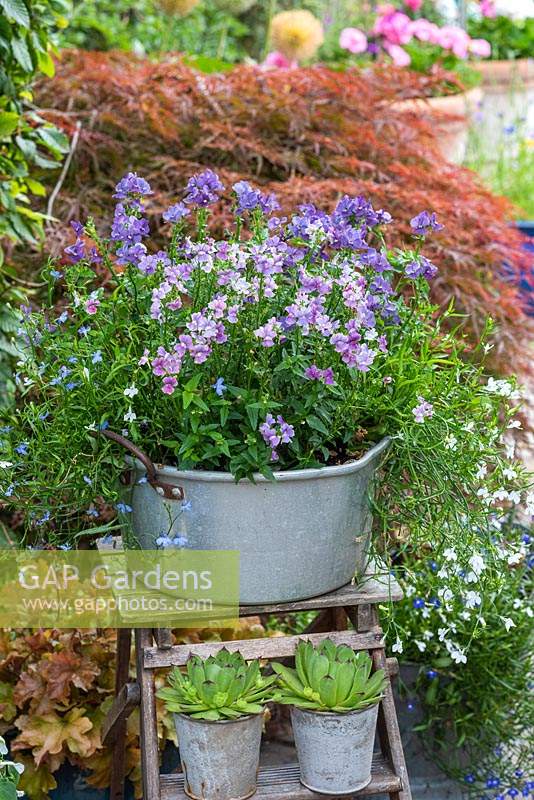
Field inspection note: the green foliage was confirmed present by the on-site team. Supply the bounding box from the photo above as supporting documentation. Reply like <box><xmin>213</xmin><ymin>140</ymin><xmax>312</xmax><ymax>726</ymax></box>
<box><xmin>0</xmin><ymin>735</ymin><xmax>24</xmax><ymax>799</ymax></box>
<box><xmin>273</xmin><ymin>639</ymin><xmax>386</xmax><ymax>712</ymax></box>
<box><xmin>157</xmin><ymin>648</ymin><xmax>276</xmax><ymax>720</ymax></box>
<box><xmin>404</xmin><ymin>42</ymin><xmax>481</xmax><ymax>90</ymax></box>
<box><xmin>0</xmin><ymin>0</ymin><xmax>71</xmax><ymax>257</ymax></box>
<box><xmin>59</xmin><ymin>0</ymin><xmax>250</xmax><ymax>61</ymax></box>
<box><xmin>467</xmin><ymin>14</ymin><xmax>534</xmax><ymax>60</ymax></box>
<box><xmin>0</xmin><ymin>272</ymin><xmax>23</xmax><ymax>409</ymax></box>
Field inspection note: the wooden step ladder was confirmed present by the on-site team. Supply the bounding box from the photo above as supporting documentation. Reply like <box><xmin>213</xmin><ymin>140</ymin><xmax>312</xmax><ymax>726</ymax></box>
<box><xmin>103</xmin><ymin>569</ymin><xmax>412</xmax><ymax>800</ymax></box>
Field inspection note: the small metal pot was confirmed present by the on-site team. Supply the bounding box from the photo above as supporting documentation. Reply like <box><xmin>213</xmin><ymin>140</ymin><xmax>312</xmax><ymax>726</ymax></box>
<box><xmin>174</xmin><ymin>712</ymin><xmax>263</xmax><ymax>800</ymax></box>
<box><xmin>290</xmin><ymin>704</ymin><xmax>379</xmax><ymax>795</ymax></box>
<box><xmin>124</xmin><ymin>437</ymin><xmax>390</xmax><ymax>604</ymax></box>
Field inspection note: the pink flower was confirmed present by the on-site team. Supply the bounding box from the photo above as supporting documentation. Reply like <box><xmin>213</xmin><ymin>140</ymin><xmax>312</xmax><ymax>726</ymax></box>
<box><xmin>480</xmin><ymin>0</ymin><xmax>496</xmax><ymax>17</ymax></box>
<box><xmin>410</xmin><ymin>18</ymin><xmax>440</xmax><ymax>44</ymax></box>
<box><xmin>404</xmin><ymin>0</ymin><xmax>423</xmax><ymax>10</ymax></box>
<box><xmin>384</xmin><ymin>42</ymin><xmax>411</xmax><ymax>66</ymax></box>
<box><xmin>374</xmin><ymin>10</ymin><xmax>413</xmax><ymax>45</ymax></box>
<box><xmin>85</xmin><ymin>298</ymin><xmax>100</xmax><ymax>315</ymax></box>
<box><xmin>263</xmin><ymin>51</ymin><xmax>298</xmax><ymax>69</ymax></box>
<box><xmin>469</xmin><ymin>38</ymin><xmax>491</xmax><ymax>58</ymax></box>
<box><xmin>339</xmin><ymin>27</ymin><xmax>368</xmax><ymax>54</ymax></box>
<box><xmin>437</xmin><ymin>25</ymin><xmax>470</xmax><ymax>59</ymax></box>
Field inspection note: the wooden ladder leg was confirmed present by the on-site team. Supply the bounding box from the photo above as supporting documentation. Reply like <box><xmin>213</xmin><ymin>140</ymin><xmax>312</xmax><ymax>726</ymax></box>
<box><xmin>109</xmin><ymin>628</ymin><xmax>132</xmax><ymax>800</ymax></box>
<box><xmin>372</xmin><ymin>645</ymin><xmax>412</xmax><ymax>800</ymax></box>
<box><xmin>136</xmin><ymin>628</ymin><xmax>161</xmax><ymax>800</ymax></box>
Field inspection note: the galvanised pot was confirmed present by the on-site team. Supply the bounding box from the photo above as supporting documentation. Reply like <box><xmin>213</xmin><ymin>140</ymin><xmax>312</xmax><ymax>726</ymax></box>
<box><xmin>174</xmin><ymin>713</ymin><xmax>263</xmax><ymax>800</ymax></box>
<box><xmin>290</xmin><ymin>704</ymin><xmax>379</xmax><ymax>795</ymax></box>
<box><xmin>122</xmin><ymin>436</ymin><xmax>390</xmax><ymax>605</ymax></box>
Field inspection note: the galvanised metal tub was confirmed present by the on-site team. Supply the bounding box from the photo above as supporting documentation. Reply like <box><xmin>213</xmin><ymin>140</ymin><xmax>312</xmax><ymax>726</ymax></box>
<box><xmin>123</xmin><ymin>436</ymin><xmax>390</xmax><ymax>605</ymax></box>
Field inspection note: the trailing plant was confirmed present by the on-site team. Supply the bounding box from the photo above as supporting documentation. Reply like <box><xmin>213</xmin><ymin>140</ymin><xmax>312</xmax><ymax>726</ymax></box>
<box><xmin>29</xmin><ymin>53</ymin><xmax>533</xmax><ymax>374</ymax></box>
<box><xmin>384</xmin><ymin>518</ymin><xmax>533</xmax><ymax>796</ymax></box>
<box><xmin>157</xmin><ymin>649</ymin><xmax>276</xmax><ymax>720</ymax></box>
<box><xmin>273</xmin><ymin>640</ymin><xmax>386</xmax><ymax>712</ymax></box>
<box><xmin>0</xmin><ymin>0</ymin><xmax>70</xmax><ymax>259</ymax></box>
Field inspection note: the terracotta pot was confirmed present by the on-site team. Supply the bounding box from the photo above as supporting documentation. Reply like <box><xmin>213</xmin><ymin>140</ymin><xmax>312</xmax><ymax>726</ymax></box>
<box><xmin>476</xmin><ymin>58</ymin><xmax>533</xmax><ymax>89</ymax></box>
<box><xmin>391</xmin><ymin>87</ymin><xmax>484</xmax><ymax>164</ymax></box>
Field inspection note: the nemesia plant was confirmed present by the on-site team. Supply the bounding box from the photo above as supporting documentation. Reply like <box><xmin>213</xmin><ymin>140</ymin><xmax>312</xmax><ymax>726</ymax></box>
<box><xmin>0</xmin><ymin>170</ymin><xmax>530</xmax><ymax>554</ymax></box>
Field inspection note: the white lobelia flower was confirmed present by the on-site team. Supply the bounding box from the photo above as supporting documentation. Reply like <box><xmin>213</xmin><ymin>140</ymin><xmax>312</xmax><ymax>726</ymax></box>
<box><xmin>525</xmin><ymin>492</ymin><xmax>534</xmax><ymax>516</ymax></box>
<box><xmin>438</xmin><ymin>627</ymin><xmax>448</xmax><ymax>642</ymax></box>
<box><xmin>460</xmin><ymin>610</ymin><xmax>471</xmax><ymax>620</ymax></box>
<box><xmin>507</xmin><ymin>550</ymin><xmax>525</xmax><ymax>566</ymax></box>
<box><xmin>525</xmin><ymin>607</ymin><xmax>533</xmax><ymax>618</ymax></box>
<box><xmin>443</xmin><ymin>547</ymin><xmax>457</xmax><ymax>562</ymax></box>
<box><xmin>439</xmin><ymin>588</ymin><xmax>454</xmax><ymax>603</ymax></box>
<box><xmin>124</xmin><ymin>384</ymin><xmax>139</xmax><ymax>399</ymax></box>
<box><xmin>505</xmin><ymin>441</ymin><xmax>516</xmax><ymax>460</ymax></box>
<box><xmin>392</xmin><ymin>638</ymin><xmax>403</xmax><ymax>654</ymax></box>
<box><xmin>475</xmin><ymin>462</ymin><xmax>488</xmax><ymax>479</ymax></box>
<box><xmin>508</xmin><ymin>490</ymin><xmax>521</xmax><ymax>504</ymax></box>
<box><xmin>0</xmin><ymin>461</ymin><xmax>13</xmax><ymax>469</ymax></box>
<box><xmin>493</xmin><ymin>488</ymin><xmax>509</xmax><ymax>502</ymax></box>
<box><xmin>444</xmin><ymin>434</ymin><xmax>457</xmax><ymax>450</ymax></box>
<box><xmin>423</xmin><ymin>630</ymin><xmax>434</xmax><ymax>640</ymax></box>
<box><xmin>414</xmin><ymin>640</ymin><xmax>427</xmax><ymax>652</ymax></box>
<box><xmin>449</xmin><ymin>647</ymin><xmax>467</xmax><ymax>665</ymax></box>
<box><xmin>501</xmin><ymin>617</ymin><xmax>516</xmax><ymax>632</ymax></box>
<box><xmin>507</xmin><ymin>419</ymin><xmax>522</xmax><ymax>429</ymax></box>
<box><xmin>464</xmin><ymin>590</ymin><xmax>482</xmax><ymax>609</ymax></box>
<box><xmin>503</xmin><ymin>466</ymin><xmax>517</xmax><ymax>480</ymax></box>
<box><xmin>124</xmin><ymin>407</ymin><xmax>137</xmax><ymax>423</ymax></box>
<box><xmin>468</xmin><ymin>554</ymin><xmax>485</xmax><ymax>576</ymax></box>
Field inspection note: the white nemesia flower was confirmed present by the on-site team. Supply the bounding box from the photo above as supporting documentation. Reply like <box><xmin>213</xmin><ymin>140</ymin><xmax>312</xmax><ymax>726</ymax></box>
<box><xmin>124</xmin><ymin>384</ymin><xmax>139</xmax><ymax>398</ymax></box>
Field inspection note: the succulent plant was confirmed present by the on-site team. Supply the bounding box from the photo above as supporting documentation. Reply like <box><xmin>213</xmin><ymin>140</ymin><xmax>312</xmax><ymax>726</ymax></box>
<box><xmin>157</xmin><ymin>648</ymin><xmax>276</xmax><ymax>721</ymax></box>
<box><xmin>273</xmin><ymin>639</ymin><xmax>386</xmax><ymax>713</ymax></box>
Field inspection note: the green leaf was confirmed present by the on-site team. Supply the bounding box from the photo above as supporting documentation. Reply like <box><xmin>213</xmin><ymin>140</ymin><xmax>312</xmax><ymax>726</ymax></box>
<box><xmin>0</xmin><ymin>779</ymin><xmax>18</xmax><ymax>800</ymax></box>
<box><xmin>11</xmin><ymin>34</ymin><xmax>33</xmax><ymax>73</ymax></box>
<box><xmin>307</xmin><ymin>415</ymin><xmax>329</xmax><ymax>436</ymax></box>
<box><xmin>0</xmin><ymin>0</ymin><xmax>29</xmax><ymax>27</ymax></box>
<box><xmin>37</xmin><ymin>126</ymin><xmax>69</xmax><ymax>153</ymax></box>
<box><xmin>0</xmin><ymin>112</ymin><xmax>19</xmax><ymax>139</ymax></box>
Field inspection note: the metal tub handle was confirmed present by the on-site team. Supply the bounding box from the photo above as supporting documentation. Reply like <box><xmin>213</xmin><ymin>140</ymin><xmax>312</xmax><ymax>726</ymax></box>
<box><xmin>93</xmin><ymin>428</ymin><xmax>184</xmax><ymax>501</ymax></box>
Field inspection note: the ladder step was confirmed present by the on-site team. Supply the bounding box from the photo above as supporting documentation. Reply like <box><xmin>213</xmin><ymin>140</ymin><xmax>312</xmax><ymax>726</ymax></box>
<box><xmin>160</xmin><ymin>755</ymin><xmax>402</xmax><ymax>799</ymax></box>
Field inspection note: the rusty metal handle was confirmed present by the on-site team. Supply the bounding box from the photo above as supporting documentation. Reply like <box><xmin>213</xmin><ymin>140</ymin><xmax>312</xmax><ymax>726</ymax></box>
<box><xmin>92</xmin><ymin>428</ymin><xmax>184</xmax><ymax>501</ymax></box>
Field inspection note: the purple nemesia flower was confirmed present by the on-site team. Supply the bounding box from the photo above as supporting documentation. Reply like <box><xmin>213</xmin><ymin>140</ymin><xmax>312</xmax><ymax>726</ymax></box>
<box><xmin>405</xmin><ymin>256</ymin><xmax>438</xmax><ymax>280</ymax></box>
<box><xmin>260</xmin><ymin>413</ymin><xmax>295</xmax><ymax>461</ymax></box>
<box><xmin>137</xmin><ymin>250</ymin><xmax>170</xmax><ymax>276</ymax></box>
<box><xmin>163</xmin><ymin>202</ymin><xmax>190</xmax><ymax>223</ymax></box>
<box><xmin>64</xmin><ymin>239</ymin><xmax>85</xmax><ymax>263</ymax></box>
<box><xmin>111</xmin><ymin>203</ymin><xmax>150</xmax><ymax>244</ymax></box>
<box><xmin>412</xmin><ymin>397</ymin><xmax>434</xmax><ymax>423</ymax></box>
<box><xmin>116</xmin><ymin>242</ymin><xmax>147</xmax><ymax>266</ymax></box>
<box><xmin>233</xmin><ymin>181</ymin><xmax>280</xmax><ymax>215</ymax></box>
<box><xmin>70</xmin><ymin>220</ymin><xmax>84</xmax><ymax>236</ymax></box>
<box><xmin>304</xmin><ymin>365</ymin><xmax>335</xmax><ymax>385</ymax></box>
<box><xmin>113</xmin><ymin>172</ymin><xmax>153</xmax><ymax>200</ymax></box>
<box><xmin>212</xmin><ymin>377</ymin><xmax>227</xmax><ymax>396</ymax></box>
<box><xmin>162</xmin><ymin>376</ymin><xmax>178</xmax><ymax>395</ymax></box>
<box><xmin>184</xmin><ymin>170</ymin><xmax>224</xmax><ymax>207</ymax></box>
<box><xmin>255</xmin><ymin>317</ymin><xmax>281</xmax><ymax>347</ymax></box>
<box><xmin>410</xmin><ymin>211</ymin><xmax>444</xmax><ymax>236</ymax></box>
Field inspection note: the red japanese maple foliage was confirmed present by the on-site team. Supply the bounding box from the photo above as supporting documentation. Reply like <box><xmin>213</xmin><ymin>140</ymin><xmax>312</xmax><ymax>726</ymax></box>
<box><xmin>34</xmin><ymin>50</ymin><xmax>532</xmax><ymax>371</ymax></box>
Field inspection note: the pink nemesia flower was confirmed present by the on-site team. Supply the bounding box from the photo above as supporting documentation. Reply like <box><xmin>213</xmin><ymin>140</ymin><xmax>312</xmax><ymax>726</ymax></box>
<box><xmin>469</xmin><ymin>38</ymin><xmax>491</xmax><ymax>58</ymax></box>
<box><xmin>437</xmin><ymin>25</ymin><xmax>470</xmax><ymax>59</ymax></box>
<box><xmin>404</xmin><ymin>0</ymin><xmax>423</xmax><ymax>10</ymax></box>
<box><xmin>162</xmin><ymin>376</ymin><xmax>178</xmax><ymax>395</ymax></box>
<box><xmin>410</xmin><ymin>18</ymin><xmax>441</xmax><ymax>44</ymax></box>
<box><xmin>374</xmin><ymin>10</ymin><xmax>413</xmax><ymax>45</ymax></box>
<box><xmin>339</xmin><ymin>27</ymin><xmax>368</xmax><ymax>54</ymax></box>
<box><xmin>263</xmin><ymin>51</ymin><xmax>298</xmax><ymax>69</ymax></box>
<box><xmin>384</xmin><ymin>42</ymin><xmax>411</xmax><ymax>66</ymax></box>
<box><xmin>85</xmin><ymin>298</ymin><xmax>100</xmax><ymax>315</ymax></box>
